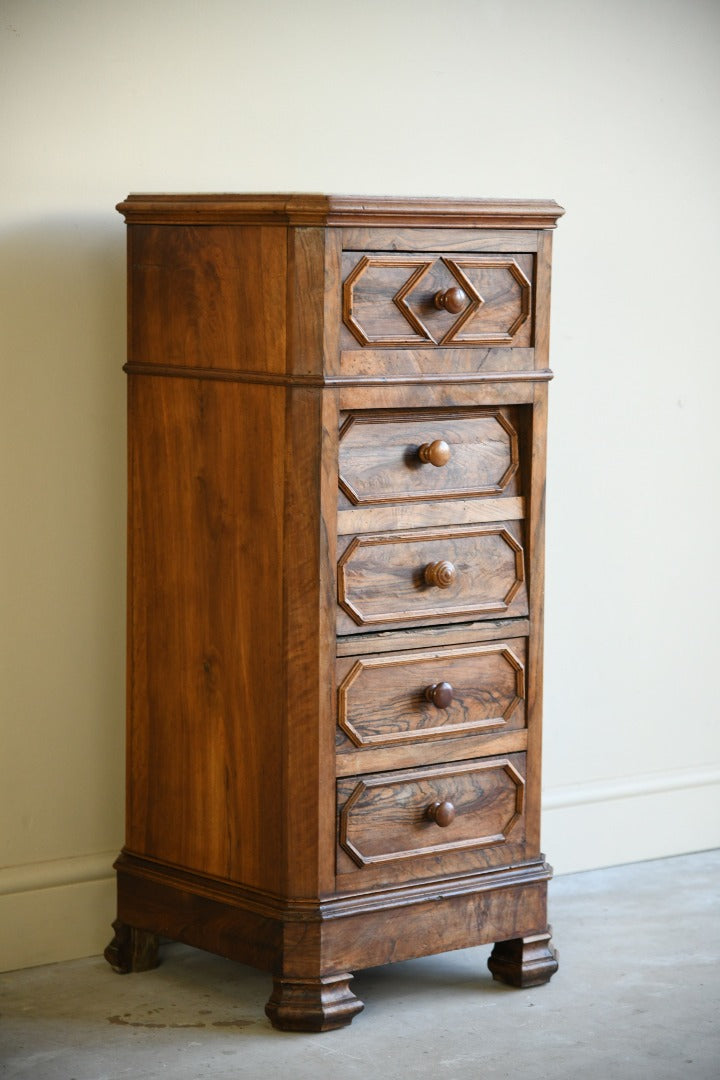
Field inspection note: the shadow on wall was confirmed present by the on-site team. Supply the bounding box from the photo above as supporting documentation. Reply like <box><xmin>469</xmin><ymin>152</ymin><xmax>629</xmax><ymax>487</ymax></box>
<box><xmin>0</xmin><ymin>214</ymin><xmax>128</xmax><ymax>866</ymax></box>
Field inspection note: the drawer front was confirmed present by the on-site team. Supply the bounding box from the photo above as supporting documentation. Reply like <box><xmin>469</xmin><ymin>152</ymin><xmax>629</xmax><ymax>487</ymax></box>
<box><xmin>337</xmin><ymin>754</ymin><xmax>526</xmax><ymax>869</ymax></box>
<box><xmin>337</xmin><ymin>522</ymin><xmax>527</xmax><ymax>631</ymax></box>
<box><xmin>342</xmin><ymin>252</ymin><xmax>533</xmax><ymax>349</ymax></box>
<box><xmin>337</xmin><ymin>639</ymin><xmax>526</xmax><ymax>751</ymax></box>
<box><xmin>339</xmin><ymin>408</ymin><xmax>520</xmax><ymax>506</ymax></box>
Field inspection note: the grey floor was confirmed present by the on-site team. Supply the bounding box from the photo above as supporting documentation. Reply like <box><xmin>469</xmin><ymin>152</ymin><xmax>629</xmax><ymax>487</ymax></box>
<box><xmin>1</xmin><ymin>850</ymin><xmax>719</xmax><ymax>1080</ymax></box>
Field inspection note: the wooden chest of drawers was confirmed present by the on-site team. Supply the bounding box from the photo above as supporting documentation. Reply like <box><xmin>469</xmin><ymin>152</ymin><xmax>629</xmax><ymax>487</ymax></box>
<box><xmin>105</xmin><ymin>194</ymin><xmax>564</xmax><ymax>1030</ymax></box>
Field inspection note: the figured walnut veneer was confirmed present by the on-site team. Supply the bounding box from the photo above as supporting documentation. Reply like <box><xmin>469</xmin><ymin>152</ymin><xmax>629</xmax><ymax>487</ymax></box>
<box><xmin>337</xmin><ymin>755</ymin><xmax>526</xmax><ymax>871</ymax></box>
<box><xmin>338</xmin><ymin>408</ymin><xmax>519</xmax><ymax>506</ymax></box>
<box><xmin>337</xmin><ymin>522</ymin><xmax>527</xmax><ymax>629</ymax></box>
<box><xmin>336</xmin><ymin>639</ymin><xmax>526</xmax><ymax>750</ymax></box>
<box><xmin>107</xmin><ymin>193</ymin><xmax>563</xmax><ymax>1031</ymax></box>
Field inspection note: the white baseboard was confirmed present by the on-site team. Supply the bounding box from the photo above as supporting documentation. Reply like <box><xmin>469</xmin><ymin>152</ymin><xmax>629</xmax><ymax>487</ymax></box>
<box><xmin>0</xmin><ymin>876</ymin><xmax>116</xmax><ymax>974</ymax></box>
<box><xmin>542</xmin><ymin>765</ymin><xmax>720</xmax><ymax>875</ymax></box>
<box><xmin>543</xmin><ymin>764</ymin><xmax>720</xmax><ymax>811</ymax></box>
<box><xmin>0</xmin><ymin>851</ymin><xmax>117</xmax><ymax>973</ymax></box>
<box><xmin>2</xmin><ymin>766</ymin><xmax>719</xmax><ymax>971</ymax></box>
<box><xmin>0</xmin><ymin>850</ymin><xmax>117</xmax><ymax>898</ymax></box>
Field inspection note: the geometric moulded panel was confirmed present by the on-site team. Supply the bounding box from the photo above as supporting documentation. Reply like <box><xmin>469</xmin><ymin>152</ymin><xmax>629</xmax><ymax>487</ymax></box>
<box><xmin>337</xmin><ymin>641</ymin><xmax>526</xmax><ymax>748</ymax></box>
<box><xmin>342</xmin><ymin>253</ymin><xmax>533</xmax><ymax>347</ymax></box>
<box><xmin>338</xmin><ymin>756</ymin><xmax>526</xmax><ymax>868</ymax></box>
<box><xmin>337</xmin><ymin>522</ymin><xmax>526</xmax><ymax>628</ymax></box>
<box><xmin>338</xmin><ymin>408</ymin><xmax>519</xmax><ymax>506</ymax></box>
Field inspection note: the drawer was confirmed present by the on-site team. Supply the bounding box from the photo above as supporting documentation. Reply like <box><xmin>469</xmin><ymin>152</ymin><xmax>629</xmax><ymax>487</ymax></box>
<box><xmin>341</xmin><ymin>251</ymin><xmax>533</xmax><ymax>350</ymax></box>
<box><xmin>337</xmin><ymin>754</ymin><xmax>526</xmax><ymax>871</ymax></box>
<box><xmin>337</xmin><ymin>521</ymin><xmax>528</xmax><ymax>632</ymax></box>
<box><xmin>336</xmin><ymin>639</ymin><xmax>526</xmax><ymax>751</ymax></box>
<box><xmin>338</xmin><ymin>408</ymin><xmax>520</xmax><ymax>506</ymax></box>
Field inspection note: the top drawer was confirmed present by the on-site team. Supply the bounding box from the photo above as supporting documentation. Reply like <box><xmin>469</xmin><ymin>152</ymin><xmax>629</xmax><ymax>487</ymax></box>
<box><xmin>341</xmin><ymin>252</ymin><xmax>534</xmax><ymax>350</ymax></box>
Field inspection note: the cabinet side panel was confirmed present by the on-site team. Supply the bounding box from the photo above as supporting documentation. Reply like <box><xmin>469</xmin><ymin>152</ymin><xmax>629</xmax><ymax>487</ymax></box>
<box><xmin>129</xmin><ymin>225</ymin><xmax>287</xmax><ymax>373</ymax></box>
<box><xmin>126</xmin><ymin>375</ymin><xmax>286</xmax><ymax>891</ymax></box>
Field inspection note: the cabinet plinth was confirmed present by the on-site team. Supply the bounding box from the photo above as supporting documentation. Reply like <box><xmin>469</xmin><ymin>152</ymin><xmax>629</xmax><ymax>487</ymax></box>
<box><xmin>108</xmin><ymin>193</ymin><xmax>563</xmax><ymax>1029</ymax></box>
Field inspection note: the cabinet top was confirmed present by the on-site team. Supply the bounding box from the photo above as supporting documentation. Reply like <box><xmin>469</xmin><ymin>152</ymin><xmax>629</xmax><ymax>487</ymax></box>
<box><xmin>116</xmin><ymin>194</ymin><xmax>564</xmax><ymax>229</ymax></box>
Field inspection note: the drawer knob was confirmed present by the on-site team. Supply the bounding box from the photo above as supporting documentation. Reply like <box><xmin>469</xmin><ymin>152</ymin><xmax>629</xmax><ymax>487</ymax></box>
<box><xmin>434</xmin><ymin>286</ymin><xmax>467</xmax><ymax>314</ymax></box>
<box><xmin>426</xmin><ymin>799</ymin><xmax>456</xmax><ymax>828</ymax></box>
<box><xmin>417</xmin><ymin>439</ymin><xmax>451</xmax><ymax>467</ymax></box>
<box><xmin>425</xmin><ymin>681</ymin><xmax>454</xmax><ymax>709</ymax></box>
<box><xmin>424</xmin><ymin>560</ymin><xmax>457</xmax><ymax>589</ymax></box>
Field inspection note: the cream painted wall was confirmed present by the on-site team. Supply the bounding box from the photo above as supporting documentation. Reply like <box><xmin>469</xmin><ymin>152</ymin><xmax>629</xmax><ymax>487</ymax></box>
<box><xmin>2</xmin><ymin>0</ymin><xmax>719</xmax><ymax>972</ymax></box>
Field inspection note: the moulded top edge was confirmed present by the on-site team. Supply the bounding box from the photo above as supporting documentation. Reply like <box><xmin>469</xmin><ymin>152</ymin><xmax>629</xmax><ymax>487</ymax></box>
<box><xmin>116</xmin><ymin>194</ymin><xmax>565</xmax><ymax>228</ymax></box>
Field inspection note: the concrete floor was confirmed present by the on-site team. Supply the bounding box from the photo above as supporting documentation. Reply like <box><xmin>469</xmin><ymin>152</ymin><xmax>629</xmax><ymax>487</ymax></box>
<box><xmin>1</xmin><ymin>850</ymin><xmax>718</xmax><ymax>1080</ymax></box>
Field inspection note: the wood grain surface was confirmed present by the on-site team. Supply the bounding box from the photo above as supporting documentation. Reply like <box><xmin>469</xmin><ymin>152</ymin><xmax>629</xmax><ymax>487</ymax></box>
<box><xmin>126</xmin><ymin>375</ymin><xmax>287</xmax><ymax>888</ymax></box>
<box><xmin>129</xmin><ymin>225</ymin><xmax>287</xmax><ymax>372</ymax></box>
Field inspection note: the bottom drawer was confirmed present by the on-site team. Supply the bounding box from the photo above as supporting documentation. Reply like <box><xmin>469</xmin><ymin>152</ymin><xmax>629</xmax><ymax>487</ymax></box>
<box><xmin>336</xmin><ymin>753</ymin><xmax>526</xmax><ymax>881</ymax></box>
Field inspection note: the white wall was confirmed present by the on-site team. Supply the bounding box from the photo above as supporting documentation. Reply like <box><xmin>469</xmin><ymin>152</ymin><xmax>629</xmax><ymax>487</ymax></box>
<box><xmin>2</xmin><ymin>0</ymin><xmax>719</xmax><ymax>972</ymax></box>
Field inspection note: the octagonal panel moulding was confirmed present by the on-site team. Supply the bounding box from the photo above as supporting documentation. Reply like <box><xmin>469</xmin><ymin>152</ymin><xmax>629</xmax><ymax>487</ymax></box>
<box><xmin>337</xmin><ymin>523</ymin><xmax>527</xmax><ymax>627</ymax></box>
<box><xmin>337</xmin><ymin>408</ymin><xmax>519</xmax><ymax>506</ymax></box>
<box><xmin>337</xmin><ymin>642</ymin><xmax>526</xmax><ymax>749</ymax></box>
<box><xmin>338</xmin><ymin>758</ymin><xmax>526</xmax><ymax>868</ymax></box>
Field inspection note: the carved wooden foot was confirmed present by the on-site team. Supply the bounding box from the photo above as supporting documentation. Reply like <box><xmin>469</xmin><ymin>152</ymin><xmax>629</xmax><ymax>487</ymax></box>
<box><xmin>104</xmin><ymin>919</ymin><xmax>160</xmax><ymax>974</ymax></box>
<box><xmin>265</xmin><ymin>973</ymin><xmax>364</xmax><ymax>1032</ymax></box>
<box><xmin>488</xmin><ymin>928</ymin><xmax>558</xmax><ymax>988</ymax></box>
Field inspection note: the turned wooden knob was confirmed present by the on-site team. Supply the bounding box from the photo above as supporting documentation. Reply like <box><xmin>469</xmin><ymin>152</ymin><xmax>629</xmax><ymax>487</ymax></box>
<box><xmin>426</xmin><ymin>800</ymin><xmax>456</xmax><ymax>827</ymax></box>
<box><xmin>417</xmin><ymin>439</ymin><xmax>451</xmax><ymax>467</ymax></box>
<box><xmin>424</xmin><ymin>560</ymin><xmax>456</xmax><ymax>589</ymax></box>
<box><xmin>434</xmin><ymin>286</ymin><xmax>467</xmax><ymax>314</ymax></box>
<box><xmin>425</xmin><ymin>681</ymin><xmax>454</xmax><ymax>708</ymax></box>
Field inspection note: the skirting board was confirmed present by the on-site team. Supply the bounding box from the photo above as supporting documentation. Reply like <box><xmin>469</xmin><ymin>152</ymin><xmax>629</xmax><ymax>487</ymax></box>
<box><xmin>0</xmin><ymin>875</ymin><xmax>116</xmax><ymax>973</ymax></box>
<box><xmin>542</xmin><ymin>766</ymin><xmax>720</xmax><ymax>875</ymax></box>
<box><xmin>0</xmin><ymin>851</ymin><xmax>118</xmax><ymax>973</ymax></box>
<box><xmin>1</xmin><ymin>766</ymin><xmax>718</xmax><ymax>971</ymax></box>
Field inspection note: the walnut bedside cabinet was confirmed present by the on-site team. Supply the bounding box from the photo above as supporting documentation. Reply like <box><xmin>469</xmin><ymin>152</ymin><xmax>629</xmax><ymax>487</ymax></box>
<box><xmin>105</xmin><ymin>194</ymin><xmax>564</xmax><ymax>1031</ymax></box>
